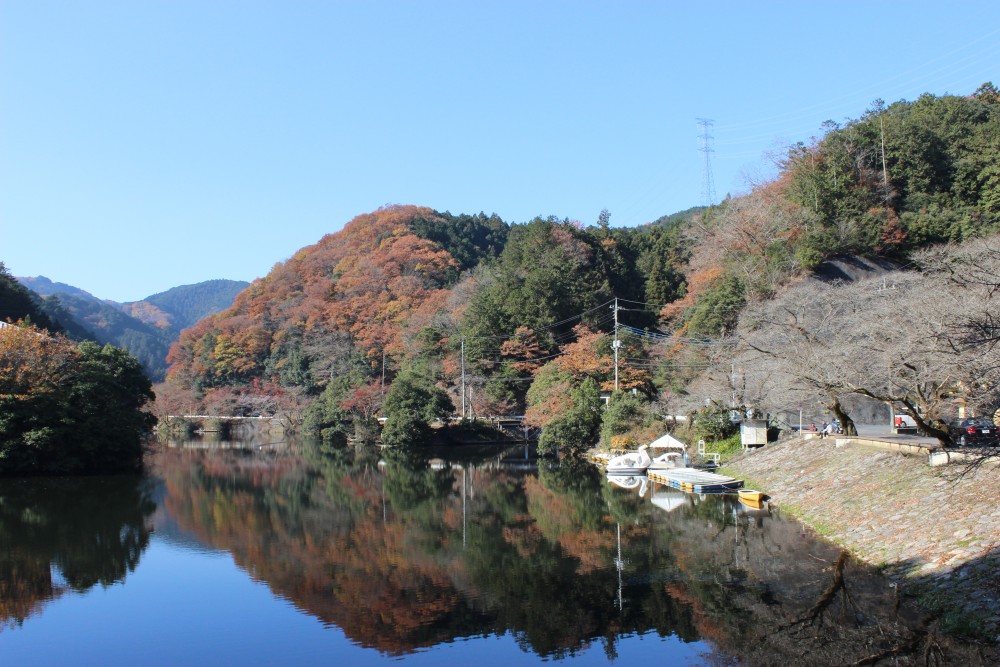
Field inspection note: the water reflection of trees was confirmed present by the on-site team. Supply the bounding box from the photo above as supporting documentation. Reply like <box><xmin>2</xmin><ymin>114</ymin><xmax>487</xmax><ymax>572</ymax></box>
<box><xmin>0</xmin><ymin>476</ymin><xmax>155</xmax><ymax>629</ymax></box>
<box><xmin>152</xmin><ymin>442</ymin><xmax>993</xmax><ymax>664</ymax></box>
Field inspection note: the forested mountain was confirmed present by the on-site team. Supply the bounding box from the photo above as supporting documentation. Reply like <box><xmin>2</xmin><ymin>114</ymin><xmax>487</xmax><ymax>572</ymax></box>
<box><xmin>41</xmin><ymin>291</ymin><xmax>173</xmax><ymax>380</ymax></box>
<box><xmin>160</xmin><ymin>84</ymin><xmax>1000</xmax><ymax>451</ymax></box>
<box><xmin>159</xmin><ymin>206</ymin><xmax>686</xmax><ymax>420</ymax></box>
<box><xmin>780</xmin><ymin>85</ymin><xmax>1000</xmax><ymax>257</ymax></box>
<box><xmin>0</xmin><ymin>264</ymin><xmax>58</xmax><ymax>331</ymax></box>
<box><xmin>165</xmin><ymin>206</ymin><xmax>506</xmax><ymax>395</ymax></box>
<box><xmin>1</xmin><ymin>269</ymin><xmax>156</xmax><ymax>474</ymax></box>
<box><xmin>15</xmin><ymin>276</ymin><xmax>249</xmax><ymax>381</ymax></box>
<box><xmin>15</xmin><ymin>276</ymin><xmax>98</xmax><ymax>304</ymax></box>
<box><xmin>124</xmin><ymin>279</ymin><xmax>249</xmax><ymax>331</ymax></box>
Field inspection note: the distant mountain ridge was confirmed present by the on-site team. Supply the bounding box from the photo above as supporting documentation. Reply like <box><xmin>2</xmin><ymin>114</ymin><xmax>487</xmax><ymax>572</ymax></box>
<box><xmin>15</xmin><ymin>276</ymin><xmax>249</xmax><ymax>381</ymax></box>
<box><xmin>139</xmin><ymin>280</ymin><xmax>252</xmax><ymax>331</ymax></box>
<box><xmin>15</xmin><ymin>276</ymin><xmax>101</xmax><ymax>304</ymax></box>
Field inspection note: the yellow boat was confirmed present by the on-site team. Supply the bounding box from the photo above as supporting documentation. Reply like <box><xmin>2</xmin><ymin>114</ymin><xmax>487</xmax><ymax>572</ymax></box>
<box><xmin>737</xmin><ymin>489</ymin><xmax>768</xmax><ymax>508</ymax></box>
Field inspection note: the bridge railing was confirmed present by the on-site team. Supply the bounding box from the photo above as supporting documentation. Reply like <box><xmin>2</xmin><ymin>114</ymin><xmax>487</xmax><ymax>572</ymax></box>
<box><xmin>166</xmin><ymin>415</ymin><xmax>275</xmax><ymax>420</ymax></box>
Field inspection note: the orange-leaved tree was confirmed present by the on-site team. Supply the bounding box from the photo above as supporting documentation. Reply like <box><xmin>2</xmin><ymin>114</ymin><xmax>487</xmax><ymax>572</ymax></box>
<box><xmin>164</xmin><ymin>206</ymin><xmax>463</xmax><ymax>411</ymax></box>
<box><xmin>0</xmin><ymin>322</ymin><xmax>79</xmax><ymax>399</ymax></box>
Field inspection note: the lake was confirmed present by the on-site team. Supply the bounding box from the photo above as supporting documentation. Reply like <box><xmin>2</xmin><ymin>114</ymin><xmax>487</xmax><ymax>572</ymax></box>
<box><xmin>0</xmin><ymin>435</ymin><xmax>983</xmax><ymax>666</ymax></box>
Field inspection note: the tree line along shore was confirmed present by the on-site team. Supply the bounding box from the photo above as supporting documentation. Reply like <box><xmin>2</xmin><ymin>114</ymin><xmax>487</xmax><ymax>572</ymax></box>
<box><xmin>3</xmin><ymin>84</ymin><xmax>1000</xmax><ymax>475</ymax></box>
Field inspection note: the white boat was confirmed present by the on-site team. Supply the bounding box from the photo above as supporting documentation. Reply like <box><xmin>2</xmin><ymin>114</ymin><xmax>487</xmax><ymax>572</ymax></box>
<box><xmin>648</xmin><ymin>451</ymin><xmax>686</xmax><ymax>471</ymax></box>
<box><xmin>605</xmin><ymin>474</ymin><xmax>643</xmax><ymax>490</ymax></box>
<box><xmin>605</xmin><ymin>444</ymin><xmax>652</xmax><ymax>475</ymax></box>
<box><xmin>647</xmin><ymin>433</ymin><xmax>689</xmax><ymax>471</ymax></box>
<box><xmin>606</xmin><ymin>474</ymin><xmax>649</xmax><ymax>497</ymax></box>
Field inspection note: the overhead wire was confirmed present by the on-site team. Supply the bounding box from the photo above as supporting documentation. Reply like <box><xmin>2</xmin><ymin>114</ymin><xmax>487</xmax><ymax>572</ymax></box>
<box><xmin>714</xmin><ymin>30</ymin><xmax>1000</xmax><ymax>136</ymax></box>
<box><xmin>461</xmin><ymin>295</ymin><xmax>734</xmax><ymax>375</ymax></box>
<box><xmin>461</xmin><ymin>298</ymin><xmax>616</xmax><ymax>342</ymax></box>
<box><xmin>606</xmin><ymin>30</ymin><xmax>1000</xmax><ymax>230</ymax></box>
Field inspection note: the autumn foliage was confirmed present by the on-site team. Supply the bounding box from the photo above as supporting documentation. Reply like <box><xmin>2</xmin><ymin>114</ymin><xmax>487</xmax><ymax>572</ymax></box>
<box><xmin>0</xmin><ymin>324</ymin><xmax>78</xmax><ymax>399</ymax></box>
<box><xmin>160</xmin><ymin>89</ymin><xmax>1000</xmax><ymax>446</ymax></box>
<box><xmin>165</xmin><ymin>206</ymin><xmax>463</xmax><ymax>405</ymax></box>
<box><xmin>0</xmin><ymin>323</ymin><xmax>155</xmax><ymax>474</ymax></box>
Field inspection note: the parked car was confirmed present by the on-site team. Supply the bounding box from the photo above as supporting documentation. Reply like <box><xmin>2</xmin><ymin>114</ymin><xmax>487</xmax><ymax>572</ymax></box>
<box><xmin>945</xmin><ymin>417</ymin><xmax>1000</xmax><ymax>447</ymax></box>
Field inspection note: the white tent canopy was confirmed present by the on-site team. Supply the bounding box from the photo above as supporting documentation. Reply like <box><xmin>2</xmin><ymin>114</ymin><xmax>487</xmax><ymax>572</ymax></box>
<box><xmin>648</xmin><ymin>433</ymin><xmax>687</xmax><ymax>451</ymax></box>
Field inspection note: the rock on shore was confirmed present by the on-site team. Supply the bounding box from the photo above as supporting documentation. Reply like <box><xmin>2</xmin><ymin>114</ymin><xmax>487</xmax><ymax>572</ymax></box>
<box><xmin>728</xmin><ymin>436</ymin><xmax>1000</xmax><ymax>640</ymax></box>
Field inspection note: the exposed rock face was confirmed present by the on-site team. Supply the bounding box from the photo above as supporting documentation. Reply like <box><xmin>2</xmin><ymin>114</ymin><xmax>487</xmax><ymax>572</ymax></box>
<box><xmin>813</xmin><ymin>255</ymin><xmax>902</xmax><ymax>283</ymax></box>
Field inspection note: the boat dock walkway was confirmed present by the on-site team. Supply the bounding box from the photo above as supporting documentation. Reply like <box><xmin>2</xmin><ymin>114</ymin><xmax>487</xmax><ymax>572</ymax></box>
<box><xmin>647</xmin><ymin>468</ymin><xmax>744</xmax><ymax>493</ymax></box>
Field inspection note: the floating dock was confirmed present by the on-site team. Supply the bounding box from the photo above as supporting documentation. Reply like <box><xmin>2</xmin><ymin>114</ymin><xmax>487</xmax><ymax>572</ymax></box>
<box><xmin>647</xmin><ymin>467</ymin><xmax>744</xmax><ymax>493</ymax></box>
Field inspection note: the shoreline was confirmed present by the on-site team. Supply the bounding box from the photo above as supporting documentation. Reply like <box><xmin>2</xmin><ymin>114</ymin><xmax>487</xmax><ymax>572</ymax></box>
<box><xmin>726</xmin><ymin>436</ymin><xmax>1000</xmax><ymax>642</ymax></box>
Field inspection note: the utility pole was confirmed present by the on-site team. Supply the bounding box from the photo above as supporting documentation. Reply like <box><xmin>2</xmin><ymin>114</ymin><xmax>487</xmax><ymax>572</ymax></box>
<box><xmin>612</xmin><ymin>298</ymin><xmax>621</xmax><ymax>392</ymax></box>
<box><xmin>887</xmin><ymin>352</ymin><xmax>895</xmax><ymax>433</ymax></box>
<box><xmin>461</xmin><ymin>336</ymin><xmax>466</xmax><ymax>420</ymax></box>
<box><xmin>880</xmin><ymin>115</ymin><xmax>890</xmax><ymax>202</ymax></box>
<box><xmin>731</xmin><ymin>361</ymin><xmax>737</xmax><ymax>409</ymax></box>
<box><xmin>811</xmin><ymin>152</ymin><xmax>818</xmax><ymax>211</ymax></box>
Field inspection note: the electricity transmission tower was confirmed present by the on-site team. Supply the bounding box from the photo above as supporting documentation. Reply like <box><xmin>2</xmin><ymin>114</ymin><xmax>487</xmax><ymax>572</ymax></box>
<box><xmin>697</xmin><ymin>118</ymin><xmax>716</xmax><ymax>207</ymax></box>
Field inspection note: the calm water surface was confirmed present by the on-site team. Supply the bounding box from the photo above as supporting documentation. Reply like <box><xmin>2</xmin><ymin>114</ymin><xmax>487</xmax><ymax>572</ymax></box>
<box><xmin>0</xmin><ymin>435</ymin><xmax>980</xmax><ymax>666</ymax></box>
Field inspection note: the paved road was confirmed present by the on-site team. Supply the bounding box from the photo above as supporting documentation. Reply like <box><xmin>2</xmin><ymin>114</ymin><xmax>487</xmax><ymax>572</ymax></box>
<box><xmin>853</xmin><ymin>422</ymin><xmax>940</xmax><ymax>444</ymax></box>
<box><xmin>797</xmin><ymin>422</ymin><xmax>941</xmax><ymax>446</ymax></box>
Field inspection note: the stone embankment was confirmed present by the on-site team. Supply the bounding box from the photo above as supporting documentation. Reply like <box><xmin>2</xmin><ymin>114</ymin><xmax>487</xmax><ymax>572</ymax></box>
<box><xmin>727</xmin><ymin>435</ymin><xmax>1000</xmax><ymax>641</ymax></box>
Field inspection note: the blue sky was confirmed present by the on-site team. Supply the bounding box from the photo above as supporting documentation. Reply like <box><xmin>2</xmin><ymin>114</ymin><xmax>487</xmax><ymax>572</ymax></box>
<box><xmin>2</xmin><ymin>1</ymin><xmax>999</xmax><ymax>302</ymax></box>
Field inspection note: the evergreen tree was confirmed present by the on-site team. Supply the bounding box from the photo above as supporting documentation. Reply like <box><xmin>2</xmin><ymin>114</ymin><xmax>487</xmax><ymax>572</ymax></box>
<box><xmin>380</xmin><ymin>370</ymin><xmax>452</xmax><ymax>448</ymax></box>
<box><xmin>0</xmin><ymin>327</ymin><xmax>155</xmax><ymax>475</ymax></box>
<box><xmin>536</xmin><ymin>377</ymin><xmax>601</xmax><ymax>457</ymax></box>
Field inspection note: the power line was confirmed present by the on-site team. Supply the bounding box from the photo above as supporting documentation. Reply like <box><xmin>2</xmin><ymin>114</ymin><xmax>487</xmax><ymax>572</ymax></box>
<box><xmin>456</xmin><ymin>296</ymin><xmax>737</xmax><ymax>379</ymax></box>
<box><xmin>462</xmin><ymin>298</ymin><xmax>616</xmax><ymax>342</ymax></box>
<box><xmin>619</xmin><ymin>323</ymin><xmax>736</xmax><ymax>346</ymax></box>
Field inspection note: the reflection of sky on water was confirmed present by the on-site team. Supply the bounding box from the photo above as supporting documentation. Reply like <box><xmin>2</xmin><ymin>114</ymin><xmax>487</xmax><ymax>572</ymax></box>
<box><xmin>2</xmin><ymin>536</ymin><xmax>711</xmax><ymax>667</ymax></box>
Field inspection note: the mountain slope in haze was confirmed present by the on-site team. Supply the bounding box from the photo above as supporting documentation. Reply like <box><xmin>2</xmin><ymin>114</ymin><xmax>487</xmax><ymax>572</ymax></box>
<box><xmin>16</xmin><ymin>276</ymin><xmax>249</xmax><ymax>381</ymax></box>
<box><xmin>122</xmin><ymin>280</ymin><xmax>250</xmax><ymax>332</ymax></box>
<box><xmin>45</xmin><ymin>291</ymin><xmax>171</xmax><ymax>379</ymax></box>
<box><xmin>14</xmin><ymin>276</ymin><xmax>100</xmax><ymax>304</ymax></box>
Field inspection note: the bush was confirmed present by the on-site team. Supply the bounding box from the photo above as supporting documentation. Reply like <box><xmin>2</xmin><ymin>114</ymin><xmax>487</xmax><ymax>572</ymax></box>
<box><xmin>380</xmin><ymin>370</ymin><xmax>453</xmax><ymax>448</ymax></box>
<box><xmin>537</xmin><ymin>378</ymin><xmax>601</xmax><ymax>457</ymax></box>
<box><xmin>599</xmin><ymin>391</ymin><xmax>647</xmax><ymax>446</ymax></box>
<box><xmin>692</xmin><ymin>407</ymin><xmax>739</xmax><ymax>442</ymax></box>
<box><xmin>707</xmin><ymin>432</ymin><xmax>743</xmax><ymax>462</ymax></box>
